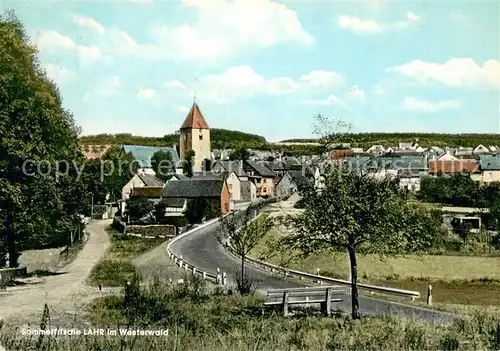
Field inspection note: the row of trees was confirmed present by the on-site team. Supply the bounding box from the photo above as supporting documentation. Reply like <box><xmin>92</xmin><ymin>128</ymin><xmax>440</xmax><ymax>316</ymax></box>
<box><xmin>0</xmin><ymin>13</ymin><xmax>88</xmax><ymax>266</ymax></box>
<box><xmin>281</xmin><ymin>132</ymin><xmax>500</xmax><ymax>149</ymax></box>
<box><xmin>0</xmin><ymin>13</ymin><xmax>146</xmax><ymax>267</ymax></box>
<box><xmin>418</xmin><ymin>175</ymin><xmax>500</xmax><ymax>209</ymax></box>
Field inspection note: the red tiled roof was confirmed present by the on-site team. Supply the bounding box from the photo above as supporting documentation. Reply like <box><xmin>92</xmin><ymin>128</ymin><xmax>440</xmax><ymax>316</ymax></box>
<box><xmin>330</xmin><ymin>149</ymin><xmax>353</xmax><ymax>160</ymax></box>
<box><xmin>428</xmin><ymin>160</ymin><xmax>480</xmax><ymax>174</ymax></box>
<box><xmin>180</xmin><ymin>102</ymin><xmax>209</xmax><ymax>129</ymax></box>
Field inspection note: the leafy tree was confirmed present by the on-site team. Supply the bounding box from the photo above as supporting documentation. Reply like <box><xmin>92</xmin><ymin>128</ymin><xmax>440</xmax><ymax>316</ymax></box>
<box><xmin>183</xmin><ymin>150</ymin><xmax>195</xmax><ymax>177</ymax></box>
<box><xmin>0</xmin><ymin>12</ymin><xmax>87</xmax><ymax>266</ymax></box>
<box><xmin>127</xmin><ymin>197</ymin><xmax>154</xmax><ymax>221</ymax></box>
<box><xmin>274</xmin><ymin>166</ymin><xmax>437</xmax><ymax>319</ymax></box>
<box><xmin>453</xmin><ymin>221</ymin><xmax>473</xmax><ymax>245</ymax></box>
<box><xmin>218</xmin><ymin>205</ymin><xmax>273</xmax><ymax>294</ymax></box>
<box><xmin>229</xmin><ymin>148</ymin><xmax>250</xmax><ymax>161</ymax></box>
<box><xmin>100</xmin><ymin>146</ymin><xmax>139</xmax><ymax>201</ymax></box>
<box><xmin>151</xmin><ymin>150</ymin><xmax>175</xmax><ymax>181</ymax></box>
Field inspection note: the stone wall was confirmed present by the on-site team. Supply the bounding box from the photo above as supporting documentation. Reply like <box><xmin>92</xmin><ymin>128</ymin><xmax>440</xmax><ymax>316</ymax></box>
<box><xmin>0</xmin><ymin>267</ymin><xmax>27</xmax><ymax>287</ymax></box>
<box><xmin>126</xmin><ymin>224</ymin><xmax>176</xmax><ymax>237</ymax></box>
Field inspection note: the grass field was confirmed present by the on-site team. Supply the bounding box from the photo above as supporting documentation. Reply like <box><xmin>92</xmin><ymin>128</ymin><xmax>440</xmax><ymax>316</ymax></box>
<box><xmin>2</xmin><ymin>276</ymin><xmax>499</xmax><ymax>350</ymax></box>
<box><xmin>87</xmin><ymin>227</ymin><xmax>164</xmax><ymax>287</ymax></box>
<box><xmin>250</xmin><ymin>227</ymin><xmax>500</xmax><ymax>306</ymax></box>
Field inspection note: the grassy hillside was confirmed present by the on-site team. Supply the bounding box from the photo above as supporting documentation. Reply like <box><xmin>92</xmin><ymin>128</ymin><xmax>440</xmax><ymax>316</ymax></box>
<box><xmin>79</xmin><ymin>130</ymin><xmax>322</xmax><ymax>155</ymax></box>
<box><xmin>281</xmin><ymin>133</ymin><xmax>500</xmax><ymax>148</ymax></box>
<box><xmin>80</xmin><ymin>129</ymin><xmax>266</xmax><ymax>148</ymax></box>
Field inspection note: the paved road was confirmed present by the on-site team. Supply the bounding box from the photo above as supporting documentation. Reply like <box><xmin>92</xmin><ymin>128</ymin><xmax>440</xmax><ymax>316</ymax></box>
<box><xmin>171</xmin><ymin>221</ymin><xmax>458</xmax><ymax>325</ymax></box>
<box><xmin>0</xmin><ymin>220</ymin><xmax>114</xmax><ymax>324</ymax></box>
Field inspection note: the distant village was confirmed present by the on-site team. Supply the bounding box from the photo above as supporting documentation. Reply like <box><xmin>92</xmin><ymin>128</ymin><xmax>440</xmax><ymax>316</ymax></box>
<box><xmin>84</xmin><ymin>102</ymin><xmax>500</xmax><ymax>222</ymax></box>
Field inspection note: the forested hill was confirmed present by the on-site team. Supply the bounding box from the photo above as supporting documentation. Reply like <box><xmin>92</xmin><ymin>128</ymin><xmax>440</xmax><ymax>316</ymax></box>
<box><xmin>281</xmin><ymin>133</ymin><xmax>500</xmax><ymax>148</ymax></box>
<box><xmin>79</xmin><ymin>129</ymin><xmax>267</xmax><ymax>149</ymax></box>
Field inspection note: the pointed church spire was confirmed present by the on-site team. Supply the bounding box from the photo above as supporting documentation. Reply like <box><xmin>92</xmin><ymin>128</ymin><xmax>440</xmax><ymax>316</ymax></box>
<box><xmin>180</xmin><ymin>101</ymin><xmax>209</xmax><ymax>130</ymax></box>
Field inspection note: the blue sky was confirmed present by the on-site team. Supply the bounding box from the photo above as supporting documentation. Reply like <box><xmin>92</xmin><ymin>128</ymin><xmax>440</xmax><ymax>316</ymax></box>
<box><xmin>5</xmin><ymin>0</ymin><xmax>500</xmax><ymax>142</ymax></box>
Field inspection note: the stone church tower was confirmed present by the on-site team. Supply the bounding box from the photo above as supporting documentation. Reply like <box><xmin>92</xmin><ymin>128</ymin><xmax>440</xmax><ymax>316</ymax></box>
<box><xmin>179</xmin><ymin>102</ymin><xmax>211</xmax><ymax>173</ymax></box>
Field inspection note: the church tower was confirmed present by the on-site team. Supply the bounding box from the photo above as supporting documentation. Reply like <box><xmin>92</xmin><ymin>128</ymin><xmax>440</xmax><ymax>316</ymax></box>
<box><xmin>179</xmin><ymin>101</ymin><xmax>211</xmax><ymax>173</ymax></box>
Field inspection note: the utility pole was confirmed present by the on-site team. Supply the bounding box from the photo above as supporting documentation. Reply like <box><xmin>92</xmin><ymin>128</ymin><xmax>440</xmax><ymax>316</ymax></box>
<box><xmin>90</xmin><ymin>192</ymin><xmax>94</xmax><ymax>219</ymax></box>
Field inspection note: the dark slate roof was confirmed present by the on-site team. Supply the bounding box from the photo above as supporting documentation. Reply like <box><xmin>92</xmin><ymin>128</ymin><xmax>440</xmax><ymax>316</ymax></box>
<box><xmin>245</xmin><ymin>160</ymin><xmax>276</xmax><ymax>177</ymax></box>
<box><xmin>161</xmin><ymin>179</ymin><xmax>224</xmax><ymax>198</ymax></box>
<box><xmin>130</xmin><ymin>186</ymin><xmax>163</xmax><ymax>198</ymax></box>
<box><xmin>172</xmin><ymin>174</ymin><xmax>188</xmax><ymax>180</ymax></box>
<box><xmin>156</xmin><ymin>198</ymin><xmax>186</xmax><ymax>208</ymax></box>
<box><xmin>122</xmin><ymin>145</ymin><xmax>180</xmax><ymax>168</ymax></box>
<box><xmin>479</xmin><ymin>155</ymin><xmax>500</xmax><ymax>170</ymax></box>
<box><xmin>287</xmin><ymin>170</ymin><xmax>311</xmax><ymax>188</ymax></box>
<box><xmin>264</xmin><ymin>161</ymin><xmax>286</xmax><ymax>172</ymax></box>
<box><xmin>212</xmin><ymin>160</ymin><xmax>248</xmax><ymax>177</ymax></box>
<box><xmin>387</xmin><ymin>156</ymin><xmax>427</xmax><ymax>170</ymax></box>
<box><xmin>283</xmin><ymin>157</ymin><xmax>302</xmax><ymax>169</ymax></box>
<box><xmin>344</xmin><ymin>156</ymin><xmax>371</xmax><ymax>170</ymax></box>
<box><xmin>240</xmin><ymin>181</ymin><xmax>252</xmax><ymax>200</ymax></box>
<box><xmin>137</xmin><ymin>173</ymin><xmax>165</xmax><ymax>187</ymax></box>
<box><xmin>191</xmin><ymin>172</ymin><xmax>225</xmax><ymax>180</ymax></box>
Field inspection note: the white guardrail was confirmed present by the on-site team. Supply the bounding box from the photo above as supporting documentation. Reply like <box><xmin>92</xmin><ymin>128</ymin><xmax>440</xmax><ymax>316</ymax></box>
<box><xmin>166</xmin><ymin>215</ymin><xmax>232</xmax><ymax>285</ymax></box>
<box><xmin>166</xmin><ymin>207</ymin><xmax>420</xmax><ymax>300</ymax></box>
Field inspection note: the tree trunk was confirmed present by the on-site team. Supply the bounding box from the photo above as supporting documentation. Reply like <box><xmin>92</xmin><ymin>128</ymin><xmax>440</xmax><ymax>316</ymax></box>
<box><xmin>347</xmin><ymin>245</ymin><xmax>360</xmax><ymax>319</ymax></box>
<box><xmin>241</xmin><ymin>253</ymin><xmax>245</xmax><ymax>284</ymax></box>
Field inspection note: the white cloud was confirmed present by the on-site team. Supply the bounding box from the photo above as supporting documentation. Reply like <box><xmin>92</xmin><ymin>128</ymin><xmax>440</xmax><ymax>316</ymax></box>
<box><xmin>400</xmin><ymin>97</ymin><xmax>460</xmax><ymax>113</ymax></box>
<box><xmin>338</xmin><ymin>12</ymin><xmax>421</xmax><ymax>35</ymax></box>
<box><xmin>137</xmin><ymin>88</ymin><xmax>157</xmax><ymax>100</ymax></box>
<box><xmin>83</xmin><ymin>76</ymin><xmax>121</xmax><ymax>101</ymax></box>
<box><xmin>165</xmin><ymin>80</ymin><xmax>187</xmax><ymax>90</ymax></box>
<box><xmin>302</xmin><ymin>94</ymin><xmax>350</xmax><ymax>109</ymax></box>
<box><xmin>387</xmin><ymin>58</ymin><xmax>500</xmax><ymax>90</ymax></box>
<box><xmin>71</xmin><ymin>1</ymin><xmax>313</xmax><ymax>63</ymax></box>
<box><xmin>348</xmin><ymin>85</ymin><xmax>366</xmax><ymax>101</ymax></box>
<box><xmin>177</xmin><ymin>106</ymin><xmax>190</xmax><ymax>113</ymax></box>
<box><xmin>299</xmin><ymin>70</ymin><xmax>345</xmax><ymax>91</ymax></box>
<box><xmin>43</xmin><ymin>63</ymin><xmax>77</xmax><ymax>86</ymax></box>
<box><xmin>73</xmin><ymin>15</ymin><xmax>105</xmax><ymax>34</ymax></box>
<box><xmin>406</xmin><ymin>12</ymin><xmax>421</xmax><ymax>22</ymax></box>
<box><xmin>338</xmin><ymin>16</ymin><xmax>383</xmax><ymax>35</ymax></box>
<box><xmin>33</xmin><ymin>30</ymin><xmax>101</xmax><ymax>63</ymax></box>
<box><xmin>172</xmin><ymin>66</ymin><xmax>344</xmax><ymax>101</ymax></box>
<box><xmin>373</xmin><ymin>84</ymin><xmax>387</xmax><ymax>95</ymax></box>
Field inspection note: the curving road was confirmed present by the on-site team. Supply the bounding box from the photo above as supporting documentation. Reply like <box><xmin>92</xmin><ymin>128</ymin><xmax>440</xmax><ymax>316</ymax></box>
<box><xmin>171</xmin><ymin>221</ymin><xmax>458</xmax><ymax>325</ymax></box>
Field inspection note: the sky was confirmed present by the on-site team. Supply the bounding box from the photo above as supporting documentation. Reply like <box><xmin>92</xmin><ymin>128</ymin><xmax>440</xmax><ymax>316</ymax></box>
<box><xmin>4</xmin><ymin>0</ymin><xmax>500</xmax><ymax>142</ymax></box>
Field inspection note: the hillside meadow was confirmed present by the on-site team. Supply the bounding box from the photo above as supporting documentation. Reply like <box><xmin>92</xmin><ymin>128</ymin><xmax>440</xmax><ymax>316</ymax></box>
<box><xmin>250</xmin><ymin>227</ymin><xmax>500</xmax><ymax>306</ymax></box>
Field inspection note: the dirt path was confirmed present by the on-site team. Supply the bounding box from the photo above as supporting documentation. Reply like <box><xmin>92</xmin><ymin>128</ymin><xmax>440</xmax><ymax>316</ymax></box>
<box><xmin>0</xmin><ymin>220</ymin><xmax>114</xmax><ymax>326</ymax></box>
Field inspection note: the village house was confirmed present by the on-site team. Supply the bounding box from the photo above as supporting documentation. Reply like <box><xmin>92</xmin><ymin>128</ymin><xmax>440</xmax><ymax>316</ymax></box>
<box><xmin>428</xmin><ymin>159</ymin><xmax>480</xmax><ymax>177</ymax></box>
<box><xmin>121</xmin><ymin>173</ymin><xmax>165</xmax><ymax>213</ymax></box>
<box><xmin>243</xmin><ymin>159</ymin><xmax>276</xmax><ymax>197</ymax></box>
<box><xmin>156</xmin><ymin>179</ymin><xmax>231</xmax><ymax>217</ymax></box>
<box><xmin>129</xmin><ymin>186</ymin><xmax>164</xmax><ymax>205</ymax></box>
<box><xmin>275</xmin><ymin>170</ymin><xmax>311</xmax><ymax>200</ymax></box>
<box><xmin>478</xmin><ymin>155</ymin><xmax>500</xmax><ymax>183</ymax></box>
<box><xmin>473</xmin><ymin>144</ymin><xmax>491</xmax><ymax>155</ymax></box>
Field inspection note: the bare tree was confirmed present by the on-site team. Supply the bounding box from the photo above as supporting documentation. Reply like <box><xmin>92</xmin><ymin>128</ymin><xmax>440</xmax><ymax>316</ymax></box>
<box><xmin>218</xmin><ymin>204</ymin><xmax>273</xmax><ymax>294</ymax></box>
<box><xmin>312</xmin><ymin>114</ymin><xmax>353</xmax><ymax>153</ymax></box>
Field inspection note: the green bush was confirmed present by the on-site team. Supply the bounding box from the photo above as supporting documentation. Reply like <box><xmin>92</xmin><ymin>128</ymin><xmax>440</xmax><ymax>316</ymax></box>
<box><xmin>88</xmin><ymin>260</ymin><xmax>136</xmax><ymax>287</ymax></box>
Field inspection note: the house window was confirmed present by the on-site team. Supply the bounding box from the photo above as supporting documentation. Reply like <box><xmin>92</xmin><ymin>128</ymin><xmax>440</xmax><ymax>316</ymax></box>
<box><xmin>199</xmin><ymin>134</ymin><xmax>203</xmax><ymax>140</ymax></box>
<box><xmin>228</xmin><ymin>184</ymin><xmax>233</xmax><ymax>191</ymax></box>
